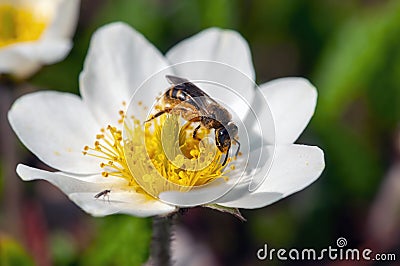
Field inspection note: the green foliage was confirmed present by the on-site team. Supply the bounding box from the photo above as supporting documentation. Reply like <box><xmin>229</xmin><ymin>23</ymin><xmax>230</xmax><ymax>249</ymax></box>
<box><xmin>50</xmin><ymin>231</ymin><xmax>78</xmax><ymax>266</ymax></box>
<box><xmin>314</xmin><ymin>1</ymin><xmax>400</xmax><ymax>121</ymax></box>
<box><xmin>197</xmin><ymin>0</ymin><xmax>237</xmax><ymax>29</ymax></box>
<box><xmin>81</xmin><ymin>216</ymin><xmax>151</xmax><ymax>266</ymax></box>
<box><xmin>95</xmin><ymin>0</ymin><xmax>165</xmax><ymax>45</ymax></box>
<box><xmin>0</xmin><ymin>236</ymin><xmax>34</xmax><ymax>266</ymax></box>
<box><xmin>312</xmin><ymin>1</ymin><xmax>400</xmax><ymax>199</ymax></box>
<box><xmin>249</xmin><ymin>207</ymin><xmax>296</xmax><ymax>247</ymax></box>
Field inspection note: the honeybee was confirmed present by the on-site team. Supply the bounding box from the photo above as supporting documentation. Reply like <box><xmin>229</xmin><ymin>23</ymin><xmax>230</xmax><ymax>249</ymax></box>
<box><xmin>146</xmin><ymin>75</ymin><xmax>240</xmax><ymax>165</ymax></box>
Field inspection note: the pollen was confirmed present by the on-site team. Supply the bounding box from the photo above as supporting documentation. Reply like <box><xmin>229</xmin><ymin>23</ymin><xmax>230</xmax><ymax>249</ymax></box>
<box><xmin>82</xmin><ymin>105</ymin><xmax>233</xmax><ymax>199</ymax></box>
<box><xmin>0</xmin><ymin>4</ymin><xmax>50</xmax><ymax>48</ymax></box>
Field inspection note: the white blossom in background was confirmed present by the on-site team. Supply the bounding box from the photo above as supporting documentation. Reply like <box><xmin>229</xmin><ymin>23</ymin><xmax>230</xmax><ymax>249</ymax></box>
<box><xmin>0</xmin><ymin>0</ymin><xmax>80</xmax><ymax>79</ymax></box>
<box><xmin>8</xmin><ymin>22</ymin><xmax>325</xmax><ymax>217</ymax></box>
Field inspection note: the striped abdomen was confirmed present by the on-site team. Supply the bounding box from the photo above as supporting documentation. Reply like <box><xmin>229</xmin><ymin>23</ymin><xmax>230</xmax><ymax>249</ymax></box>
<box><xmin>165</xmin><ymin>86</ymin><xmax>201</xmax><ymax>110</ymax></box>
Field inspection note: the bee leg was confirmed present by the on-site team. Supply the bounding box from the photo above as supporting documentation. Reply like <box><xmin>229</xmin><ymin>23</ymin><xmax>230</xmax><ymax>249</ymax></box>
<box><xmin>145</xmin><ymin>108</ymin><xmax>172</xmax><ymax>123</ymax></box>
<box><xmin>234</xmin><ymin>139</ymin><xmax>241</xmax><ymax>157</ymax></box>
<box><xmin>192</xmin><ymin>124</ymin><xmax>202</xmax><ymax>141</ymax></box>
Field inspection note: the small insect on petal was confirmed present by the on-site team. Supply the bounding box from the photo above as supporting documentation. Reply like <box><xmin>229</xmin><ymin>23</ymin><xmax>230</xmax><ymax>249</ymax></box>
<box><xmin>94</xmin><ymin>189</ymin><xmax>111</xmax><ymax>202</ymax></box>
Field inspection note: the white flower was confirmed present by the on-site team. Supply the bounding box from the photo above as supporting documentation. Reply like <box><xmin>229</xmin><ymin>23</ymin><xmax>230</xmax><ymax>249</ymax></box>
<box><xmin>0</xmin><ymin>0</ymin><xmax>80</xmax><ymax>79</ymax></box>
<box><xmin>8</xmin><ymin>22</ymin><xmax>325</xmax><ymax>217</ymax></box>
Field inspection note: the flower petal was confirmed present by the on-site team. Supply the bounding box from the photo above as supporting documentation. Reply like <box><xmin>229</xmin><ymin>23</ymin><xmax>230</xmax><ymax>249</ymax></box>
<box><xmin>257</xmin><ymin>78</ymin><xmax>317</xmax><ymax>144</ymax></box>
<box><xmin>17</xmin><ymin>164</ymin><xmax>131</xmax><ymax>216</ymax></box>
<box><xmin>70</xmin><ymin>192</ymin><xmax>176</xmax><ymax>217</ymax></box>
<box><xmin>16</xmin><ymin>164</ymin><xmax>122</xmax><ymax>194</ymax></box>
<box><xmin>80</xmin><ymin>22</ymin><xmax>169</xmax><ymax>126</ymax></box>
<box><xmin>8</xmin><ymin>91</ymin><xmax>103</xmax><ymax>174</ymax></box>
<box><xmin>0</xmin><ymin>39</ymin><xmax>72</xmax><ymax>64</ymax></box>
<box><xmin>241</xmin><ymin>87</ymin><xmax>273</xmax><ymax>153</ymax></box>
<box><xmin>0</xmin><ymin>0</ymin><xmax>79</xmax><ymax>79</ymax></box>
<box><xmin>166</xmin><ymin>28</ymin><xmax>256</xmax><ymax>120</ymax></box>
<box><xmin>0</xmin><ymin>40</ymin><xmax>73</xmax><ymax>79</ymax></box>
<box><xmin>0</xmin><ymin>46</ymin><xmax>41</xmax><ymax>78</ymax></box>
<box><xmin>166</xmin><ymin>28</ymin><xmax>255</xmax><ymax>81</ymax></box>
<box><xmin>219</xmin><ymin>192</ymin><xmax>283</xmax><ymax>209</ymax></box>
<box><xmin>17</xmin><ymin>164</ymin><xmax>174</xmax><ymax>217</ymax></box>
<box><xmin>68</xmin><ymin>193</ymin><xmax>120</xmax><ymax>217</ymax></box>
<box><xmin>220</xmin><ymin>144</ymin><xmax>324</xmax><ymax>208</ymax></box>
<box><xmin>257</xmin><ymin>144</ymin><xmax>325</xmax><ymax>195</ymax></box>
<box><xmin>159</xmin><ymin>178</ymin><xmax>244</xmax><ymax>207</ymax></box>
<box><xmin>42</xmin><ymin>0</ymin><xmax>80</xmax><ymax>39</ymax></box>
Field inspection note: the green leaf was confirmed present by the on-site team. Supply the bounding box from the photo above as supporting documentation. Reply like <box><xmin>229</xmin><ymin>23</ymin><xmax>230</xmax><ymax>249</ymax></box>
<box><xmin>81</xmin><ymin>216</ymin><xmax>151</xmax><ymax>266</ymax></box>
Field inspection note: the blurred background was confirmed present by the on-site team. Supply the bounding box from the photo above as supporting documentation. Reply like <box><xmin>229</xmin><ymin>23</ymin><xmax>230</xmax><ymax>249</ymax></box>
<box><xmin>1</xmin><ymin>0</ymin><xmax>400</xmax><ymax>265</ymax></box>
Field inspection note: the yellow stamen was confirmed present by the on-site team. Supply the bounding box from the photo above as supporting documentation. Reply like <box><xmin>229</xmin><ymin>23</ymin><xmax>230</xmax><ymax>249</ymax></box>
<box><xmin>83</xmin><ymin>106</ymin><xmax>234</xmax><ymax>199</ymax></box>
<box><xmin>0</xmin><ymin>4</ymin><xmax>50</xmax><ymax>48</ymax></box>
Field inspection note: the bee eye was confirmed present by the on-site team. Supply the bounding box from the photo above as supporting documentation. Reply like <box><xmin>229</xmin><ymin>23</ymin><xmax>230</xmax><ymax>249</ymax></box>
<box><xmin>219</xmin><ymin>128</ymin><xmax>228</xmax><ymax>136</ymax></box>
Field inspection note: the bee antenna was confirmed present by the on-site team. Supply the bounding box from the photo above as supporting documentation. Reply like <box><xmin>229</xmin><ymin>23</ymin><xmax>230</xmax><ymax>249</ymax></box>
<box><xmin>165</xmin><ymin>75</ymin><xmax>189</xmax><ymax>85</ymax></box>
<box><xmin>234</xmin><ymin>139</ymin><xmax>241</xmax><ymax>157</ymax></box>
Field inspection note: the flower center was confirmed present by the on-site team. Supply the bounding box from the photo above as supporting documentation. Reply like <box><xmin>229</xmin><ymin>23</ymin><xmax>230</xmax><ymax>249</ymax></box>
<box><xmin>0</xmin><ymin>4</ymin><xmax>50</xmax><ymax>48</ymax></box>
<box><xmin>83</xmin><ymin>105</ymin><xmax>234</xmax><ymax>199</ymax></box>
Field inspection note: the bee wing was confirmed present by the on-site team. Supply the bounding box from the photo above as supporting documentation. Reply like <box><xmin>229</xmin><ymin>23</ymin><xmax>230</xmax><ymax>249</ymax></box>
<box><xmin>177</xmin><ymin>82</ymin><xmax>231</xmax><ymax>122</ymax></box>
<box><xmin>166</xmin><ymin>75</ymin><xmax>190</xmax><ymax>85</ymax></box>
<box><xmin>165</xmin><ymin>75</ymin><xmax>221</xmax><ymax>117</ymax></box>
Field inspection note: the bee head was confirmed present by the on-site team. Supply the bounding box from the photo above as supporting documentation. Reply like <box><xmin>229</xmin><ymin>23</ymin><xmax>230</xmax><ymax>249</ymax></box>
<box><xmin>226</xmin><ymin>122</ymin><xmax>238</xmax><ymax>138</ymax></box>
<box><xmin>215</xmin><ymin>122</ymin><xmax>238</xmax><ymax>153</ymax></box>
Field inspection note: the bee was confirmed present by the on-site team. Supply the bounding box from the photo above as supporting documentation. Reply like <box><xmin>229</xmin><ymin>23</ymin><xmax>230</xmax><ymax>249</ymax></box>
<box><xmin>94</xmin><ymin>189</ymin><xmax>111</xmax><ymax>202</ymax></box>
<box><xmin>146</xmin><ymin>75</ymin><xmax>240</xmax><ymax>165</ymax></box>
